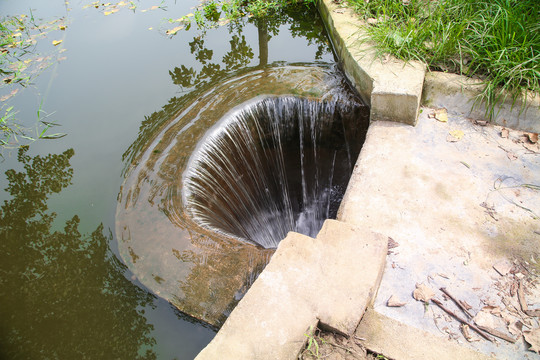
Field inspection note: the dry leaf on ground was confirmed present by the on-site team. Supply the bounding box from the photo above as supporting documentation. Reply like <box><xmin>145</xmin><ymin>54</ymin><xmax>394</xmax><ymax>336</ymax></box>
<box><xmin>524</xmin><ymin>328</ymin><xmax>540</xmax><ymax>354</ymax></box>
<box><xmin>428</xmin><ymin>108</ymin><xmax>448</xmax><ymax>122</ymax></box>
<box><xmin>526</xmin><ymin>132</ymin><xmax>539</xmax><ymax>144</ymax></box>
<box><xmin>473</xmin><ymin>308</ymin><xmax>504</xmax><ymax>329</ymax></box>
<box><xmin>447</xmin><ymin>129</ymin><xmax>464</xmax><ymax>142</ymax></box>
<box><xmin>387</xmin><ymin>295</ymin><xmax>406</xmax><ymax>307</ymax></box>
<box><xmin>493</xmin><ymin>259</ymin><xmax>513</xmax><ymax>276</ymax></box>
<box><xmin>507</xmin><ymin>152</ymin><xmax>518</xmax><ymax>161</ymax></box>
<box><xmin>501</xmin><ymin>128</ymin><xmax>509</xmax><ymax>138</ymax></box>
<box><xmin>523</xmin><ymin>142</ymin><xmax>539</xmax><ymax>153</ymax></box>
<box><xmin>413</xmin><ymin>283</ymin><xmax>435</xmax><ymax>302</ymax></box>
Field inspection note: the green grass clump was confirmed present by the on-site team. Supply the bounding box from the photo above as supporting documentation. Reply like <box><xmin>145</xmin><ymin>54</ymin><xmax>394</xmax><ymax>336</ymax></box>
<box><xmin>347</xmin><ymin>0</ymin><xmax>540</xmax><ymax>118</ymax></box>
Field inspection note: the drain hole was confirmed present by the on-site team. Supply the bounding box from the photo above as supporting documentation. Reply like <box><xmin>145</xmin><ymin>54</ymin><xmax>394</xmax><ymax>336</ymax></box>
<box><xmin>183</xmin><ymin>95</ymin><xmax>369</xmax><ymax>248</ymax></box>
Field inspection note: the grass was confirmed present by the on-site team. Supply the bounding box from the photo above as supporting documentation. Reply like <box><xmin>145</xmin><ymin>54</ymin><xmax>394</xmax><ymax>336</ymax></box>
<box><xmin>346</xmin><ymin>0</ymin><xmax>540</xmax><ymax>118</ymax></box>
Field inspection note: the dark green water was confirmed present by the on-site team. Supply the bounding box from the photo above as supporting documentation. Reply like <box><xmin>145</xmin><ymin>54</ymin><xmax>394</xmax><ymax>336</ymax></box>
<box><xmin>0</xmin><ymin>0</ymin><xmax>334</xmax><ymax>358</ymax></box>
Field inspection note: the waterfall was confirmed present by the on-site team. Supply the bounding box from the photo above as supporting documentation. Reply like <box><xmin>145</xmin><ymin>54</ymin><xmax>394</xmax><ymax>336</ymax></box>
<box><xmin>183</xmin><ymin>95</ymin><xmax>367</xmax><ymax>249</ymax></box>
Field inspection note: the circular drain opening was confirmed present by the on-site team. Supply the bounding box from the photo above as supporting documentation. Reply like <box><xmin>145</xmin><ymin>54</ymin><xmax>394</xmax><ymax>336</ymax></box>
<box><xmin>183</xmin><ymin>95</ymin><xmax>368</xmax><ymax>249</ymax></box>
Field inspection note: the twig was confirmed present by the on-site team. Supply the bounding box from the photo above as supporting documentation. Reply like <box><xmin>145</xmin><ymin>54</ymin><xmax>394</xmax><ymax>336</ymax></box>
<box><xmin>440</xmin><ymin>287</ymin><xmax>474</xmax><ymax>318</ymax></box>
<box><xmin>431</xmin><ymin>298</ymin><xmax>494</xmax><ymax>342</ymax></box>
<box><xmin>476</xmin><ymin>325</ymin><xmax>517</xmax><ymax>343</ymax></box>
<box><xmin>518</xmin><ymin>280</ymin><xmax>529</xmax><ymax>313</ymax></box>
<box><xmin>518</xmin><ymin>280</ymin><xmax>540</xmax><ymax>317</ymax></box>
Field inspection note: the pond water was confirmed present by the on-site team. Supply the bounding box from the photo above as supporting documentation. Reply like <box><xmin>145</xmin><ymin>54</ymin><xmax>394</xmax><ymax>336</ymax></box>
<box><xmin>0</xmin><ymin>0</ymin><xmax>339</xmax><ymax>358</ymax></box>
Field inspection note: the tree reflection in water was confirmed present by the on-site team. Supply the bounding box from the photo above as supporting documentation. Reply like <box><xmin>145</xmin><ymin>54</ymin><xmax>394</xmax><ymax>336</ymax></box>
<box><xmin>0</xmin><ymin>147</ymin><xmax>157</xmax><ymax>359</ymax></box>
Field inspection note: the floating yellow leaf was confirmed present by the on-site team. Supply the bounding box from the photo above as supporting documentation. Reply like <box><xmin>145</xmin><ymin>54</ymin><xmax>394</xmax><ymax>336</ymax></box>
<box><xmin>12</xmin><ymin>32</ymin><xmax>22</xmax><ymax>37</ymax></box>
<box><xmin>117</xmin><ymin>1</ymin><xmax>127</xmax><ymax>6</ymax></box>
<box><xmin>148</xmin><ymin>27</ymin><xmax>153</xmax><ymax>30</ymax></box>
<box><xmin>166</xmin><ymin>26</ymin><xmax>183</xmax><ymax>35</ymax></box>
<box><xmin>185</xmin><ymin>13</ymin><xmax>194</xmax><ymax>17</ymax></box>
<box><xmin>52</xmin><ymin>40</ymin><xmax>63</xmax><ymax>46</ymax></box>
<box><xmin>59</xmin><ymin>25</ymin><xmax>67</xmax><ymax>30</ymax></box>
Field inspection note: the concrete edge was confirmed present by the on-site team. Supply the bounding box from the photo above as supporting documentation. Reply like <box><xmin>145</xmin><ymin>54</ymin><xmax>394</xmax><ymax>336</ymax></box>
<box><xmin>356</xmin><ymin>308</ymin><xmax>496</xmax><ymax>360</ymax></box>
<box><xmin>195</xmin><ymin>220</ymin><xmax>387</xmax><ymax>360</ymax></box>
<box><xmin>422</xmin><ymin>71</ymin><xmax>540</xmax><ymax>133</ymax></box>
<box><xmin>317</xmin><ymin>0</ymin><xmax>426</xmax><ymax>126</ymax></box>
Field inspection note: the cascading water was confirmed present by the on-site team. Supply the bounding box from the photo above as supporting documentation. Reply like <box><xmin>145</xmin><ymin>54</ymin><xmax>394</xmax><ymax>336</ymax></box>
<box><xmin>115</xmin><ymin>65</ymin><xmax>370</xmax><ymax>326</ymax></box>
<box><xmin>184</xmin><ymin>96</ymin><xmax>365</xmax><ymax>249</ymax></box>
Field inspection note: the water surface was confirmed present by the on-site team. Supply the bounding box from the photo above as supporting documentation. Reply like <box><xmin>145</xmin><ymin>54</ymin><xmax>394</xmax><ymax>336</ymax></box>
<box><xmin>0</xmin><ymin>0</ymin><xmax>336</xmax><ymax>358</ymax></box>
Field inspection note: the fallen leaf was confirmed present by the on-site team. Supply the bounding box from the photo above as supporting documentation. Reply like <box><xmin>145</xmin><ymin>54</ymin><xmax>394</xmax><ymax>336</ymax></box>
<box><xmin>447</xmin><ymin>129</ymin><xmax>464</xmax><ymax>142</ymax></box>
<box><xmin>524</xmin><ymin>328</ymin><xmax>540</xmax><ymax>354</ymax></box>
<box><xmin>527</xmin><ymin>133</ymin><xmax>539</xmax><ymax>143</ymax></box>
<box><xmin>413</xmin><ymin>283</ymin><xmax>435</xmax><ymax>302</ymax></box>
<box><xmin>508</xmin><ymin>321</ymin><xmax>523</xmax><ymax>336</ymax></box>
<box><xmin>523</xmin><ymin>142</ymin><xmax>539</xmax><ymax>153</ymax></box>
<box><xmin>430</xmin><ymin>108</ymin><xmax>448</xmax><ymax>122</ymax></box>
<box><xmin>501</xmin><ymin>128</ymin><xmax>509</xmax><ymax>138</ymax></box>
<box><xmin>473</xmin><ymin>309</ymin><xmax>499</xmax><ymax>329</ymax></box>
<box><xmin>387</xmin><ymin>295</ymin><xmax>406</xmax><ymax>307</ymax></box>
<box><xmin>483</xmin><ymin>305</ymin><xmax>502</xmax><ymax>316</ymax></box>
<box><xmin>52</xmin><ymin>39</ymin><xmax>63</xmax><ymax>46</ymax></box>
<box><xmin>506</xmin><ymin>152</ymin><xmax>518</xmax><ymax>161</ymax></box>
<box><xmin>166</xmin><ymin>26</ymin><xmax>184</xmax><ymax>35</ymax></box>
<box><xmin>493</xmin><ymin>259</ymin><xmax>513</xmax><ymax>276</ymax></box>
<box><xmin>459</xmin><ymin>299</ymin><xmax>472</xmax><ymax>310</ymax></box>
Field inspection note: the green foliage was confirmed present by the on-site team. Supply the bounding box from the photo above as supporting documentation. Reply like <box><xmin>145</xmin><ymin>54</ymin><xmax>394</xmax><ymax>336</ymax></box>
<box><xmin>347</xmin><ymin>0</ymin><xmax>540</xmax><ymax>118</ymax></box>
<box><xmin>304</xmin><ymin>326</ymin><xmax>322</xmax><ymax>358</ymax></box>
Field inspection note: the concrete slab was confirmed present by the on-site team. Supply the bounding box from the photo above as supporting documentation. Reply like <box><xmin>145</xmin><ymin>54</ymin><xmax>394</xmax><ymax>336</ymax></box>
<box><xmin>318</xmin><ymin>0</ymin><xmax>425</xmax><ymax>126</ymax></box>
<box><xmin>195</xmin><ymin>220</ymin><xmax>387</xmax><ymax>359</ymax></box>
<box><xmin>356</xmin><ymin>308</ymin><xmax>495</xmax><ymax>360</ymax></box>
<box><xmin>423</xmin><ymin>71</ymin><xmax>540</xmax><ymax>133</ymax></box>
<box><xmin>338</xmin><ymin>110</ymin><xmax>540</xmax><ymax>359</ymax></box>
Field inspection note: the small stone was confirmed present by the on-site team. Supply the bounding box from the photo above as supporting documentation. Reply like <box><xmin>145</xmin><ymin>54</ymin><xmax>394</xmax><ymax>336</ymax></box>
<box><xmin>387</xmin><ymin>295</ymin><xmax>406</xmax><ymax>307</ymax></box>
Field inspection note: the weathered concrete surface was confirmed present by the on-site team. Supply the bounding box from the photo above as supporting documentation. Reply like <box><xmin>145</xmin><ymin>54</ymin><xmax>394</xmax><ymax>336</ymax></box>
<box><xmin>195</xmin><ymin>220</ymin><xmax>387</xmax><ymax>360</ymax></box>
<box><xmin>357</xmin><ymin>308</ymin><xmax>495</xmax><ymax>360</ymax></box>
<box><xmin>423</xmin><ymin>71</ymin><xmax>540</xmax><ymax>133</ymax></box>
<box><xmin>338</xmin><ymin>110</ymin><xmax>540</xmax><ymax>359</ymax></box>
<box><xmin>317</xmin><ymin>0</ymin><xmax>425</xmax><ymax>126</ymax></box>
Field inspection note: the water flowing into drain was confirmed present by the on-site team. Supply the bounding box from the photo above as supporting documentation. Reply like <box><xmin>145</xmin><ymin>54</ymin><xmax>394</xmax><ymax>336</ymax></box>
<box><xmin>184</xmin><ymin>96</ymin><xmax>366</xmax><ymax>249</ymax></box>
<box><xmin>116</xmin><ymin>66</ymin><xmax>370</xmax><ymax>326</ymax></box>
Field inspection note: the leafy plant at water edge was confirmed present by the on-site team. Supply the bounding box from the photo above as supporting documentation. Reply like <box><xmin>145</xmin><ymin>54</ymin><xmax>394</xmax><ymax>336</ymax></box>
<box><xmin>1</xmin><ymin>14</ymin><xmax>68</xmax><ymax>150</ymax></box>
<box><xmin>346</xmin><ymin>0</ymin><xmax>539</xmax><ymax>118</ymax></box>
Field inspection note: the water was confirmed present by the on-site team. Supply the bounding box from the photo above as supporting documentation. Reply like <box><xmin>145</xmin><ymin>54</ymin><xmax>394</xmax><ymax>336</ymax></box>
<box><xmin>184</xmin><ymin>96</ymin><xmax>368</xmax><ymax>249</ymax></box>
<box><xmin>0</xmin><ymin>0</ymin><xmax>339</xmax><ymax>358</ymax></box>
